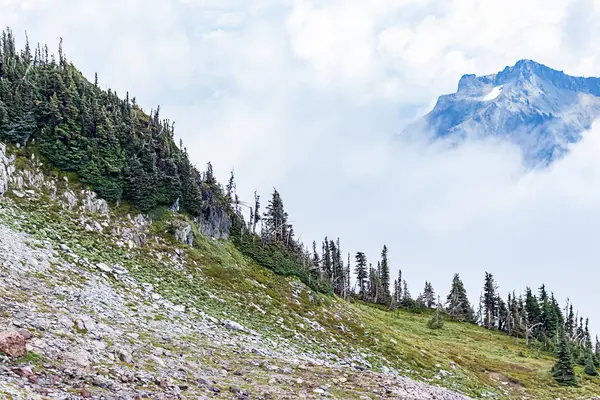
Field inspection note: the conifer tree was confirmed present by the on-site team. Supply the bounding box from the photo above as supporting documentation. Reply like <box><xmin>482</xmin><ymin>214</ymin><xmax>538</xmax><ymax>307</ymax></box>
<box><xmin>552</xmin><ymin>329</ymin><xmax>578</xmax><ymax>386</ymax></box>
<box><xmin>593</xmin><ymin>336</ymin><xmax>600</xmax><ymax>368</ymax></box>
<box><xmin>401</xmin><ymin>280</ymin><xmax>412</xmax><ymax>307</ymax></box>
<box><xmin>323</xmin><ymin>238</ymin><xmax>332</xmax><ymax>280</ymax></box>
<box><xmin>584</xmin><ymin>348</ymin><xmax>598</xmax><ymax>376</ymax></box>
<box><xmin>263</xmin><ymin>189</ymin><xmax>293</xmax><ymax>247</ymax></box>
<box><xmin>427</xmin><ymin>297</ymin><xmax>444</xmax><ymax>329</ymax></box>
<box><xmin>380</xmin><ymin>245</ymin><xmax>390</xmax><ymax>302</ymax></box>
<box><xmin>354</xmin><ymin>252</ymin><xmax>368</xmax><ymax>298</ymax></box>
<box><xmin>345</xmin><ymin>252</ymin><xmax>351</xmax><ymax>298</ymax></box>
<box><xmin>423</xmin><ymin>281</ymin><xmax>435</xmax><ymax>308</ymax></box>
<box><xmin>483</xmin><ymin>272</ymin><xmax>498</xmax><ymax>329</ymax></box>
<box><xmin>497</xmin><ymin>296</ymin><xmax>508</xmax><ymax>332</ymax></box>
<box><xmin>226</xmin><ymin>170</ymin><xmax>235</xmax><ymax>202</ymax></box>
<box><xmin>252</xmin><ymin>191</ymin><xmax>260</xmax><ymax>234</ymax></box>
<box><xmin>311</xmin><ymin>241</ymin><xmax>321</xmax><ymax>276</ymax></box>
<box><xmin>584</xmin><ymin>318</ymin><xmax>592</xmax><ymax>349</ymax></box>
<box><xmin>446</xmin><ymin>273</ymin><xmax>473</xmax><ymax>322</ymax></box>
<box><xmin>565</xmin><ymin>303</ymin><xmax>575</xmax><ymax>338</ymax></box>
<box><xmin>524</xmin><ymin>287</ymin><xmax>541</xmax><ymax>338</ymax></box>
<box><xmin>394</xmin><ymin>270</ymin><xmax>403</xmax><ymax>303</ymax></box>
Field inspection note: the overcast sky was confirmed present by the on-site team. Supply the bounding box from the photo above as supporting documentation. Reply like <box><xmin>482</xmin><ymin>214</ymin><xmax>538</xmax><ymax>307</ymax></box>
<box><xmin>3</xmin><ymin>0</ymin><xmax>600</xmax><ymax>335</ymax></box>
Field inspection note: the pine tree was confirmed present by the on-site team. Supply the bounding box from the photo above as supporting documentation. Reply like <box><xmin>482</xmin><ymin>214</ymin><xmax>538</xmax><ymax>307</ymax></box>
<box><xmin>323</xmin><ymin>238</ymin><xmax>332</xmax><ymax>280</ymax></box>
<box><xmin>427</xmin><ymin>298</ymin><xmax>445</xmax><ymax>330</ymax></box>
<box><xmin>392</xmin><ymin>279</ymin><xmax>400</xmax><ymax>306</ymax></box>
<box><xmin>483</xmin><ymin>272</ymin><xmax>498</xmax><ymax>329</ymax></box>
<box><xmin>311</xmin><ymin>241</ymin><xmax>321</xmax><ymax>277</ymax></box>
<box><xmin>354</xmin><ymin>252</ymin><xmax>367</xmax><ymax>298</ymax></box>
<box><xmin>380</xmin><ymin>245</ymin><xmax>390</xmax><ymax>303</ymax></box>
<box><xmin>401</xmin><ymin>280</ymin><xmax>412</xmax><ymax>307</ymax></box>
<box><xmin>423</xmin><ymin>281</ymin><xmax>435</xmax><ymax>308</ymax></box>
<box><xmin>584</xmin><ymin>347</ymin><xmax>598</xmax><ymax>376</ymax></box>
<box><xmin>565</xmin><ymin>303</ymin><xmax>575</xmax><ymax>338</ymax></box>
<box><xmin>395</xmin><ymin>270</ymin><xmax>403</xmax><ymax>303</ymax></box>
<box><xmin>595</xmin><ymin>336</ymin><xmax>600</xmax><ymax>367</ymax></box>
<box><xmin>552</xmin><ymin>329</ymin><xmax>578</xmax><ymax>386</ymax></box>
<box><xmin>345</xmin><ymin>252</ymin><xmax>351</xmax><ymax>298</ymax></box>
<box><xmin>263</xmin><ymin>189</ymin><xmax>293</xmax><ymax>247</ymax></box>
<box><xmin>524</xmin><ymin>287</ymin><xmax>541</xmax><ymax>339</ymax></box>
<box><xmin>584</xmin><ymin>318</ymin><xmax>592</xmax><ymax>349</ymax></box>
<box><xmin>252</xmin><ymin>191</ymin><xmax>261</xmax><ymax>234</ymax></box>
<box><xmin>226</xmin><ymin>169</ymin><xmax>235</xmax><ymax>202</ymax></box>
<box><xmin>446</xmin><ymin>273</ymin><xmax>473</xmax><ymax>322</ymax></box>
<box><xmin>497</xmin><ymin>296</ymin><xmax>508</xmax><ymax>332</ymax></box>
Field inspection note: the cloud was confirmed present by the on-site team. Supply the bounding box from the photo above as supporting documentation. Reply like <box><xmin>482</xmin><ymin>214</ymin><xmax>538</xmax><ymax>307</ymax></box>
<box><xmin>299</xmin><ymin>122</ymin><xmax>600</xmax><ymax>335</ymax></box>
<box><xmin>3</xmin><ymin>0</ymin><xmax>600</xmax><ymax>335</ymax></box>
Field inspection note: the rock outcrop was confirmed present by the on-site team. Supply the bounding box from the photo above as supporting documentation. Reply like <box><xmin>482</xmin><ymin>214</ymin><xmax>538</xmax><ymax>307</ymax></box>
<box><xmin>0</xmin><ymin>143</ymin><xmax>15</xmax><ymax>196</ymax></box>
<box><xmin>0</xmin><ymin>331</ymin><xmax>27</xmax><ymax>358</ymax></box>
<box><xmin>174</xmin><ymin>222</ymin><xmax>194</xmax><ymax>246</ymax></box>
<box><xmin>198</xmin><ymin>203</ymin><xmax>230</xmax><ymax>239</ymax></box>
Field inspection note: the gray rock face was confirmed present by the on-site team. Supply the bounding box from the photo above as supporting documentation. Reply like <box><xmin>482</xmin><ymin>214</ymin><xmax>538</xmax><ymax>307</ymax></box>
<box><xmin>0</xmin><ymin>143</ymin><xmax>15</xmax><ymax>197</ymax></box>
<box><xmin>198</xmin><ymin>204</ymin><xmax>230</xmax><ymax>239</ymax></box>
<box><xmin>81</xmin><ymin>190</ymin><xmax>109</xmax><ymax>214</ymax></box>
<box><xmin>174</xmin><ymin>223</ymin><xmax>194</xmax><ymax>246</ymax></box>
<box><xmin>63</xmin><ymin>191</ymin><xmax>78</xmax><ymax>210</ymax></box>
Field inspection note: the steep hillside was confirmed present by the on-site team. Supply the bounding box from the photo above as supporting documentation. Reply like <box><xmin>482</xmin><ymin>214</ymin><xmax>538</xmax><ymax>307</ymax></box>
<box><xmin>1</xmin><ymin>146</ymin><xmax>600</xmax><ymax>399</ymax></box>
<box><xmin>402</xmin><ymin>59</ymin><xmax>600</xmax><ymax>165</ymax></box>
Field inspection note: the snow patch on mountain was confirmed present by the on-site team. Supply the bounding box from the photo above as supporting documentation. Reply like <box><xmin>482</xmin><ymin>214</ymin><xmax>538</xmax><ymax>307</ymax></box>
<box><xmin>481</xmin><ymin>85</ymin><xmax>503</xmax><ymax>101</ymax></box>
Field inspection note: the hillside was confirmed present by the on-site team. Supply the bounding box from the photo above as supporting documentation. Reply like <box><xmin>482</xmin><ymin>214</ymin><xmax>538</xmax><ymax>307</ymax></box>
<box><xmin>1</xmin><ymin>30</ymin><xmax>600</xmax><ymax>399</ymax></box>
<box><xmin>1</xmin><ymin>146</ymin><xmax>600</xmax><ymax>399</ymax></box>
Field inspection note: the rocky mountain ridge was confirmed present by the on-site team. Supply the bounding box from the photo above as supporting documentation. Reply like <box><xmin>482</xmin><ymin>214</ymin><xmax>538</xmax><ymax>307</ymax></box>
<box><xmin>403</xmin><ymin>60</ymin><xmax>600</xmax><ymax>165</ymax></box>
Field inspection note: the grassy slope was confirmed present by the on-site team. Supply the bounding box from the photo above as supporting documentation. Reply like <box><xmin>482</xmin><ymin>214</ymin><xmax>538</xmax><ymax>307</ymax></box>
<box><xmin>2</xmin><ymin>149</ymin><xmax>599</xmax><ymax>399</ymax></box>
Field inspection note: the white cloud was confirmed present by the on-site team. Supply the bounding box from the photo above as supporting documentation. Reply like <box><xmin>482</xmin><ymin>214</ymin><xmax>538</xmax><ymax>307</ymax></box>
<box><xmin>3</xmin><ymin>0</ymin><xmax>600</xmax><ymax>335</ymax></box>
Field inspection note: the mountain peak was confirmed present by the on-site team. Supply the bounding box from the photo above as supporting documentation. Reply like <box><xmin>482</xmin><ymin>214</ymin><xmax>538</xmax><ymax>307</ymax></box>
<box><xmin>404</xmin><ymin>60</ymin><xmax>600</xmax><ymax>165</ymax></box>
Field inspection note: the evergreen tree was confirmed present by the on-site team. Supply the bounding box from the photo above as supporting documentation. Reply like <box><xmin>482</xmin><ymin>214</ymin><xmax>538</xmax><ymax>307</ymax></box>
<box><xmin>584</xmin><ymin>318</ymin><xmax>592</xmax><ymax>349</ymax></box>
<box><xmin>354</xmin><ymin>252</ymin><xmax>368</xmax><ymax>298</ymax></box>
<box><xmin>482</xmin><ymin>272</ymin><xmax>498</xmax><ymax>329</ymax></box>
<box><xmin>524</xmin><ymin>287</ymin><xmax>541</xmax><ymax>339</ymax></box>
<box><xmin>323</xmin><ymin>238</ymin><xmax>332</xmax><ymax>280</ymax></box>
<box><xmin>401</xmin><ymin>280</ymin><xmax>412</xmax><ymax>307</ymax></box>
<box><xmin>252</xmin><ymin>191</ymin><xmax>260</xmax><ymax>234</ymax></box>
<box><xmin>423</xmin><ymin>281</ymin><xmax>435</xmax><ymax>308</ymax></box>
<box><xmin>345</xmin><ymin>252</ymin><xmax>351</xmax><ymax>298</ymax></box>
<box><xmin>497</xmin><ymin>296</ymin><xmax>508</xmax><ymax>332</ymax></box>
<box><xmin>552</xmin><ymin>329</ymin><xmax>578</xmax><ymax>386</ymax></box>
<box><xmin>584</xmin><ymin>348</ymin><xmax>598</xmax><ymax>376</ymax></box>
<box><xmin>380</xmin><ymin>245</ymin><xmax>390</xmax><ymax>303</ymax></box>
<box><xmin>311</xmin><ymin>241</ymin><xmax>321</xmax><ymax>277</ymax></box>
<box><xmin>565</xmin><ymin>303</ymin><xmax>575</xmax><ymax>338</ymax></box>
<box><xmin>427</xmin><ymin>298</ymin><xmax>444</xmax><ymax>330</ymax></box>
<box><xmin>226</xmin><ymin>169</ymin><xmax>235</xmax><ymax>202</ymax></box>
<box><xmin>263</xmin><ymin>189</ymin><xmax>293</xmax><ymax>247</ymax></box>
<box><xmin>394</xmin><ymin>270</ymin><xmax>403</xmax><ymax>304</ymax></box>
<box><xmin>594</xmin><ymin>336</ymin><xmax>600</xmax><ymax>368</ymax></box>
<box><xmin>446</xmin><ymin>273</ymin><xmax>473</xmax><ymax>322</ymax></box>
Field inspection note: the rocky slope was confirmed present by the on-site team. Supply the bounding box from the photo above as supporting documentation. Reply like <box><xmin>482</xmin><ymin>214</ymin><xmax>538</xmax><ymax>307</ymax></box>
<box><xmin>2</xmin><ymin>142</ymin><xmax>600</xmax><ymax>400</ymax></box>
<box><xmin>403</xmin><ymin>59</ymin><xmax>600</xmax><ymax>165</ymax></box>
<box><xmin>0</xmin><ymin>144</ymin><xmax>475</xmax><ymax>399</ymax></box>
